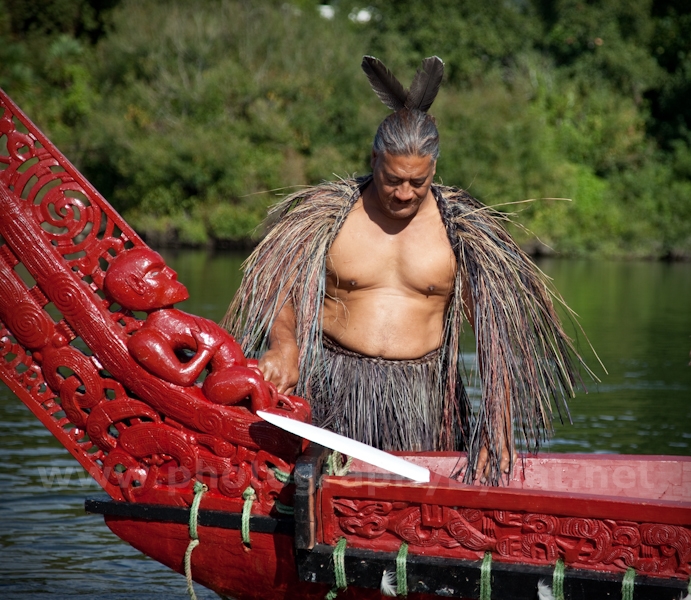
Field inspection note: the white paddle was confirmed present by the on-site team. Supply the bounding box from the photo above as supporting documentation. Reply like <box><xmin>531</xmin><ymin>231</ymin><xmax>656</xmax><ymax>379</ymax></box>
<box><xmin>256</xmin><ymin>410</ymin><xmax>431</xmax><ymax>483</ymax></box>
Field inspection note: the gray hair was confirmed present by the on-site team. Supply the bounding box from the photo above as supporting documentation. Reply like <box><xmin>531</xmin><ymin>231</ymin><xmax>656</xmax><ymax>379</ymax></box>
<box><xmin>372</xmin><ymin>109</ymin><xmax>440</xmax><ymax>160</ymax></box>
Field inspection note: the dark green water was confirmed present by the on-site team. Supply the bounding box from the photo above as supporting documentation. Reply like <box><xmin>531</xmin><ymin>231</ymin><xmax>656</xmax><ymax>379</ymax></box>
<box><xmin>544</xmin><ymin>259</ymin><xmax>691</xmax><ymax>455</ymax></box>
<box><xmin>1</xmin><ymin>252</ymin><xmax>689</xmax><ymax>598</ymax></box>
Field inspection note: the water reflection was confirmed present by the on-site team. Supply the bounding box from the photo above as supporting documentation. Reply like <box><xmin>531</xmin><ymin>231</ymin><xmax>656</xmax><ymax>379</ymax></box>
<box><xmin>540</xmin><ymin>259</ymin><xmax>691</xmax><ymax>455</ymax></box>
<box><xmin>0</xmin><ymin>252</ymin><xmax>689</xmax><ymax>598</ymax></box>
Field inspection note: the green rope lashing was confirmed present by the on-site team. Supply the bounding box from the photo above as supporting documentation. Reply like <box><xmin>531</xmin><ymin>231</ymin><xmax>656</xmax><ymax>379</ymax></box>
<box><xmin>327</xmin><ymin>451</ymin><xmax>353</xmax><ymax>476</ymax></box>
<box><xmin>622</xmin><ymin>567</ymin><xmax>636</xmax><ymax>600</ymax></box>
<box><xmin>185</xmin><ymin>481</ymin><xmax>207</xmax><ymax>600</ymax></box>
<box><xmin>396</xmin><ymin>542</ymin><xmax>408</xmax><ymax>596</ymax></box>
<box><xmin>480</xmin><ymin>552</ymin><xmax>492</xmax><ymax>600</ymax></box>
<box><xmin>273</xmin><ymin>499</ymin><xmax>295</xmax><ymax>515</ymax></box>
<box><xmin>271</xmin><ymin>465</ymin><xmax>293</xmax><ymax>484</ymax></box>
<box><xmin>552</xmin><ymin>558</ymin><xmax>565</xmax><ymax>600</ymax></box>
<box><xmin>184</xmin><ymin>541</ymin><xmax>200</xmax><ymax>600</ymax></box>
<box><xmin>241</xmin><ymin>486</ymin><xmax>256</xmax><ymax>547</ymax></box>
<box><xmin>269</xmin><ymin>466</ymin><xmax>294</xmax><ymax>514</ymax></box>
<box><xmin>325</xmin><ymin>537</ymin><xmax>348</xmax><ymax>599</ymax></box>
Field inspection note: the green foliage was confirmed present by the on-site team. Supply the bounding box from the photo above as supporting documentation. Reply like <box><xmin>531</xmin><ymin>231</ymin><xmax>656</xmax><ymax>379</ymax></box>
<box><xmin>362</xmin><ymin>0</ymin><xmax>542</xmax><ymax>84</ymax></box>
<box><xmin>204</xmin><ymin>202</ymin><xmax>267</xmax><ymax>246</ymax></box>
<box><xmin>74</xmin><ymin>0</ymin><xmax>378</xmax><ymax>243</ymax></box>
<box><xmin>1</xmin><ymin>0</ymin><xmax>690</xmax><ymax>256</ymax></box>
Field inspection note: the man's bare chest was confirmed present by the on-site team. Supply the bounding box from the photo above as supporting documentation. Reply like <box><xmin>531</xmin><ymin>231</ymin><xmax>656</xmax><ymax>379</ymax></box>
<box><xmin>326</xmin><ymin>205</ymin><xmax>457</xmax><ymax>297</ymax></box>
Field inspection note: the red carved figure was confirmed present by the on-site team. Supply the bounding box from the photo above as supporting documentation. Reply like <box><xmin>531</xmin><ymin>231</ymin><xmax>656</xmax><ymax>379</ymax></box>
<box><xmin>104</xmin><ymin>247</ymin><xmax>277</xmax><ymax>413</ymax></box>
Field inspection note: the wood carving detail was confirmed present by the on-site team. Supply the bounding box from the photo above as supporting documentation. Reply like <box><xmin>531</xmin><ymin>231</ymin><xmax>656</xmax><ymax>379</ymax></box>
<box><xmin>331</xmin><ymin>499</ymin><xmax>691</xmax><ymax>578</ymax></box>
<box><xmin>0</xmin><ymin>90</ymin><xmax>309</xmax><ymax>515</ymax></box>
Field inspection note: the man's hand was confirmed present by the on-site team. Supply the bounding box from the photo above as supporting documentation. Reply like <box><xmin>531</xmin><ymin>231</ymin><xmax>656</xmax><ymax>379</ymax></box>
<box><xmin>474</xmin><ymin>442</ymin><xmax>518</xmax><ymax>484</ymax></box>
<box><xmin>258</xmin><ymin>346</ymin><xmax>299</xmax><ymax>394</ymax></box>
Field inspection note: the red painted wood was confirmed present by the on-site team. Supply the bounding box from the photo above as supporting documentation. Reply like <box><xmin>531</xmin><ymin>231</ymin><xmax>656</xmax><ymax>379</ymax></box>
<box><xmin>0</xmin><ymin>88</ymin><xmax>308</xmax><ymax>517</ymax></box>
<box><xmin>319</xmin><ymin>453</ymin><xmax>691</xmax><ymax>580</ymax></box>
<box><xmin>104</xmin><ymin>516</ymin><xmax>457</xmax><ymax>600</ymax></box>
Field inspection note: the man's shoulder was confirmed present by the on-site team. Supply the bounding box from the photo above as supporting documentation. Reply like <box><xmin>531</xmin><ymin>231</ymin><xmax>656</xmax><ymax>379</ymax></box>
<box><xmin>432</xmin><ymin>183</ymin><xmax>481</xmax><ymax>205</ymax></box>
<box><xmin>268</xmin><ymin>176</ymin><xmax>368</xmax><ymax>224</ymax></box>
<box><xmin>286</xmin><ymin>176</ymin><xmax>368</xmax><ymax>204</ymax></box>
<box><xmin>432</xmin><ymin>184</ymin><xmax>487</xmax><ymax>217</ymax></box>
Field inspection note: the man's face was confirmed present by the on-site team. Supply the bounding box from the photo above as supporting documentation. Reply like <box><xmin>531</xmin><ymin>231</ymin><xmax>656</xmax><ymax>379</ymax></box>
<box><xmin>370</xmin><ymin>151</ymin><xmax>436</xmax><ymax>220</ymax></box>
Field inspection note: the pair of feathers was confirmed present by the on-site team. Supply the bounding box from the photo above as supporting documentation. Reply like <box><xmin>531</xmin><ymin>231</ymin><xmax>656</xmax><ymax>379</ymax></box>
<box><xmin>362</xmin><ymin>55</ymin><xmax>443</xmax><ymax>113</ymax></box>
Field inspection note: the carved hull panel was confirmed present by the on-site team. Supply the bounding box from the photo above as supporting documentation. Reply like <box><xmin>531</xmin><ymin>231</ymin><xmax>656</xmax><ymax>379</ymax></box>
<box><xmin>104</xmin><ymin>518</ymin><xmax>448</xmax><ymax>600</ymax></box>
<box><xmin>319</xmin><ymin>454</ymin><xmax>691</xmax><ymax>581</ymax></box>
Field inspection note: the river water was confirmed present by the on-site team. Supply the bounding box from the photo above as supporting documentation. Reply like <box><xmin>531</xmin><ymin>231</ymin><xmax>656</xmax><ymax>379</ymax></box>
<box><xmin>1</xmin><ymin>252</ymin><xmax>690</xmax><ymax>598</ymax></box>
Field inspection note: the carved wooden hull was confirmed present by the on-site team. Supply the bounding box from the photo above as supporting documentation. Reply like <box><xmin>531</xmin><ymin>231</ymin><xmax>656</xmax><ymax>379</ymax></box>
<box><xmin>85</xmin><ymin>449</ymin><xmax>691</xmax><ymax>600</ymax></box>
<box><xmin>1</xmin><ymin>90</ymin><xmax>690</xmax><ymax>599</ymax></box>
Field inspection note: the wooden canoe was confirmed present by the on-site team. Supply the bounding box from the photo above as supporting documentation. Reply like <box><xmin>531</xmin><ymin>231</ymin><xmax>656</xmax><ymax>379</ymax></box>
<box><xmin>0</xmin><ymin>88</ymin><xmax>689</xmax><ymax>600</ymax></box>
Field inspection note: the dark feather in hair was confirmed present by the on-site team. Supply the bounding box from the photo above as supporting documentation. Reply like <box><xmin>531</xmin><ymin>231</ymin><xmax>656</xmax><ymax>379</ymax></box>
<box><xmin>361</xmin><ymin>56</ymin><xmax>407</xmax><ymax>112</ymax></box>
<box><xmin>405</xmin><ymin>56</ymin><xmax>444</xmax><ymax>112</ymax></box>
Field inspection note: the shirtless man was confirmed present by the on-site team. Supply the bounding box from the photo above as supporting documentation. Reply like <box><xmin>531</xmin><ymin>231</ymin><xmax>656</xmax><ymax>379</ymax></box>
<box><xmin>225</xmin><ymin>56</ymin><xmax>583</xmax><ymax>484</ymax></box>
<box><xmin>261</xmin><ymin>152</ymin><xmax>450</xmax><ymax>377</ymax></box>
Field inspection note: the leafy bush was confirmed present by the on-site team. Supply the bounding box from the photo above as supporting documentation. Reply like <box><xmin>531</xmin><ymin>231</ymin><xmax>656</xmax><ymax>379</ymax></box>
<box><xmin>2</xmin><ymin>0</ymin><xmax>690</xmax><ymax>256</ymax></box>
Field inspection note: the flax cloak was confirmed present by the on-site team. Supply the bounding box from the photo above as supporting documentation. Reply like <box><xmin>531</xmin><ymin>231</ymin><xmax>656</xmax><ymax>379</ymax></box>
<box><xmin>222</xmin><ymin>176</ymin><xmax>589</xmax><ymax>484</ymax></box>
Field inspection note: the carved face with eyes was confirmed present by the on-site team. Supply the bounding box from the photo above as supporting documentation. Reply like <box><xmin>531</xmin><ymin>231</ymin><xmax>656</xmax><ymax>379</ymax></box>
<box><xmin>104</xmin><ymin>247</ymin><xmax>189</xmax><ymax>312</ymax></box>
<box><xmin>369</xmin><ymin>150</ymin><xmax>436</xmax><ymax>220</ymax></box>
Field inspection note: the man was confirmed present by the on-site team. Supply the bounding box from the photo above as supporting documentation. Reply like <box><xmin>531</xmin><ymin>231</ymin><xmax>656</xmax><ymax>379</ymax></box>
<box><xmin>223</xmin><ymin>56</ymin><xmax>588</xmax><ymax>484</ymax></box>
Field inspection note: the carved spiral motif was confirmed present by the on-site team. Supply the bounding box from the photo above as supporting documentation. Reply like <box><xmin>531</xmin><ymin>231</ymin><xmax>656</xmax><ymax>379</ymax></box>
<box><xmin>212</xmin><ymin>439</ymin><xmax>236</xmax><ymax>458</ymax></box>
<box><xmin>218</xmin><ymin>462</ymin><xmax>251</xmax><ymax>497</ymax></box>
<box><xmin>16</xmin><ymin>159</ymin><xmax>60</xmax><ymax>203</ymax></box>
<box><xmin>446</xmin><ymin>514</ymin><xmax>495</xmax><ymax>551</ymax></box>
<box><xmin>59</xmin><ymin>377</ymin><xmax>90</xmax><ymax>428</ymax></box>
<box><xmin>611</xmin><ymin>523</ymin><xmax>641</xmax><ymax>547</ymax></box>
<box><xmin>102</xmin><ymin>450</ymin><xmax>149</xmax><ymax>502</ymax></box>
<box><xmin>0</xmin><ymin>116</ymin><xmax>34</xmax><ymax>166</ymax></box>
<box><xmin>6</xmin><ymin>301</ymin><xmax>53</xmax><ymax>349</ymax></box>
<box><xmin>46</xmin><ymin>273</ymin><xmax>86</xmax><ymax>319</ymax></box>
<box><xmin>559</xmin><ymin>518</ymin><xmax>602</xmax><ymax>538</ymax></box>
<box><xmin>34</xmin><ymin>184</ymin><xmax>98</xmax><ymax>248</ymax></box>
<box><xmin>641</xmin><ymin>524</ymin><xmax>680</xmax><ymax>546</ymax></box>
<box><xmin>524</xmin><ymin>513</ymin><xmax>560</xmax><ymax>535</ymax></box>
<box><xmin>342</xmin><ymin>517</ymin><xmax>389</xmax><ymax>538</ymax></box>
<box><xmin>196</xmin><ymin>407</ymin><xmax>223</xmax><ymax>435</ymax></box>
<box><xmin>86</xmin><ymin>398</ymin><xmax>161</xmax><ymax>453</ymax></box>
<box><xmin>41</xmin><ymin>345</ymin><xmax>103</xmax><ymax>406</ymax></box>
<box><xmin>395</xmin><ymin>508</ymin><xmax>439</xmax><ymax>547</ymax></box>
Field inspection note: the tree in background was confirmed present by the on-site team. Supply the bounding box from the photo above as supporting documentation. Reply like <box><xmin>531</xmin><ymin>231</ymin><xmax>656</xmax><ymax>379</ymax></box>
<box><xmin>1</xmin><ymin>0</ymin><xmax>690</xmax><ymax>256</ymax></box>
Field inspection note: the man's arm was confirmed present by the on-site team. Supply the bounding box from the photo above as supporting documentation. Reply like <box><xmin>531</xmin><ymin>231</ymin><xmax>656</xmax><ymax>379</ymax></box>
<box><xmin>258</xmin><ymin>299</ymin><xmax>300</xmax><ymax>394</ymax></box>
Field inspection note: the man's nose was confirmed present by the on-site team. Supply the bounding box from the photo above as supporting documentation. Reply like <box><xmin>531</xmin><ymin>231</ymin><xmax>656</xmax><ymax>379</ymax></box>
<box><xmin>164</xmin><ymin>266</ymin><xmax>178</xmax><ymax>281</ymax></box>
<box><xmin>395</xmin><ymin>184</ymin><xmax>414</xmax><ymax>201</ymax></box>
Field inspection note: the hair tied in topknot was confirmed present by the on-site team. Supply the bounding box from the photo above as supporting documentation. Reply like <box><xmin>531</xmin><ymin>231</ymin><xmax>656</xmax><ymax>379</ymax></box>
<box><xmin>361</xmin><ymin>56</ymin><xmax>444</xmax><ymax>113</ymax></box>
